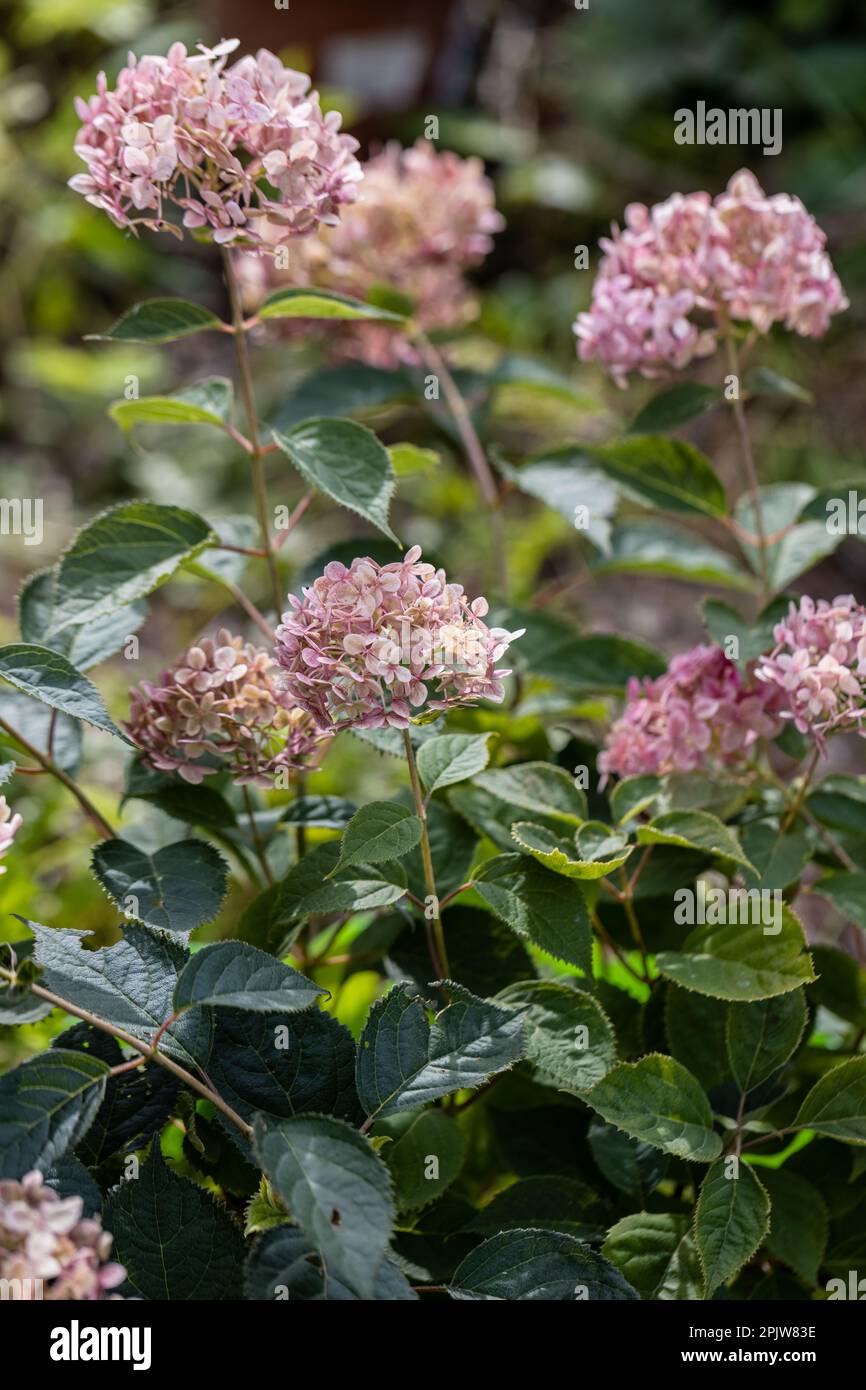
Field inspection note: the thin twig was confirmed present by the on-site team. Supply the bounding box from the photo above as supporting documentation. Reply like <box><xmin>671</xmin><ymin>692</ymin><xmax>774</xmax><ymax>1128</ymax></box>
<box><xmin>0</xmin><ymin>967</ymin><xmax>252</xmax><ymax>1140</ymax></box>
<box><xmin>403</xmin><ymin>728</ymin><xmax>450</xmax><ymax>983</ymax></box>
<box><xmin>0</xmin><ymin>716</ymin><xmax>113</xmax><ymax>839</ymax></box>
<box><xmin>222</xmin><ymin>247</ymin><xmax>283</xmax><ymax>616</ymax></box>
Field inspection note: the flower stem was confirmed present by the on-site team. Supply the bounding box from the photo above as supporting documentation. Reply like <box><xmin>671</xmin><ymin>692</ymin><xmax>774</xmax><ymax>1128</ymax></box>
<box><xmin>0</xmin><ymin>716</ymin><xmax>114</xmax><ymax>839</ymax></box>
<box><xmin>243</xmin><ymin>785</ymin><xmax>274</xmax><ymax>886</ymax></box>
<box><xmin>724</xmin><ymin>333</ymin><xmax>769</xmax><ymax>604</ymax></box>
<box><xmin>0</xmin><ymin>966</ymin><xmax>252</xmax><ymax>1140</ymax></box>
<box><xmin>222</xmin><ymin>247</ymin><xmax>283</xmax><ymax>618</ymax></box>
<box><xmin>402</xmin><ymin>728</ymin><xmax>450</xmax><ymax>982</ymax></box>
<box><xmin>412</xmin><ymin>330</ymin><xmax>508</xmax><ymax>597</ymax></box>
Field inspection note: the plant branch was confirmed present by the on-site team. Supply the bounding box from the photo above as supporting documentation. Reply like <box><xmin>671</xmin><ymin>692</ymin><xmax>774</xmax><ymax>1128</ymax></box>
<box><xmin>412</xmin><ymin>329</ymin><xmax>507</xmax><ymax>595</ymax></box>
<box><xmin>403</xmin><ymin>728</ymin><xmax>450</xmax><ymax>983</ymax></box>
<box><xmin>0</xmin><ymin>716</ymin><xmax>114</xmax><ymax>839</ymax></box>
<box><xmin>723</xmin><ymin>332</ymin><xmax>769</xmax><ymax>604</ymax></box>
<box><xmin>222</xmin><ymin>247</ymin><xmax>283</xmax><ymax>616</ymax></box>
<box><xmin>0</xmin><ymin>967</ymin><xmax>252</xmax><ymax>1140</ymax></box>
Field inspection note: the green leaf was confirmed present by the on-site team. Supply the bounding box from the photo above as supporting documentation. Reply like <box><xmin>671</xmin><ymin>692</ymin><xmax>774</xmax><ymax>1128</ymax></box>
<box><xmin>665</xmin><ymin>987</ymin><xmax>730</xmax><ymax>1091</ymax></box>
<box><xmin>245</xmin><ymin>1226</ymin><xmax>416</xmax><ymax>1301</ymax></box>
<box><xmin>794</xmin><ymin>1056</ymin><xmax>866</xmax><ymax>1144</ymax></box>
<box><xmin>0</xmin><ymin>643</ymin><xmax>130</xmax><ymax>742</ymax></box>
<box><xmin>27</xmin><ymin>919</ymin><xmax>208</xmax><ymax>1068</ymax></box>
<box><xmin>586</xmin><ymin>1054</ymin><xmax>722</xmax><ymax>1162</ymax></box>
<box><xmin>123</xmin><ymin>758</ymin><xmax>237</xmax><ymax>831</ymax></box>
<box><xmin>637</xmin><ymin>810</ymin><xmax>754</xmax><ymax>872</ymax></box>
<box><xmin>603</xmin><ymin>1213</ymin><xmax>703</xmax><ymax>1300</ymax></box>
<box><xmin>259</xmin><ymin>286</ymin><xmax>406</xmax><ymax>323</ymax></box>
<box><xmin>272</xmin><ymin>418</ymin><xmax>399</xmax><ymax>544</ymax></box>
<box><xmin>702</xmin><ymin>596</ymin><xmax>788</xmax><ymax>671</ymax></box>
<box><xmin>591</xmin><ymin>521</ymin><xmax>751</xmax><ymax>590</ymax></box>
<box><xmin>743</xmin><ymin>367</ymin><xmax>813</xmax><ymax>404</ymax></box>
<box><xmin>812</xmin><ymin>872</ymin><xmax>866</xmax><ymax>935</ymax></box>
<box><xmin>90</xmin><ymin>298</ymin><xmax>224</xmax><ymax>343</ymax></box>
<box><xmin>496</xmin><ymin>454</ymin><xmax>617</xmax><ymax>552</ymax></box>
<box><xmin>589</xmin><ymin>435</ymin><xmax>727</xmax><ymax>517</ymax></box>
<box><xmin>356</xmin><ymin>982</ymin><xmax>525</xmax><ymax>1121</ymax></box>
<box><xmin>726</xmin><ymin>991</ymin><xmax>807</xmax><ymax>1092</ymax></box>
<box><xmin>417</xmin><ymin>733</ymin><xmax>494</xmax><ymax>795</ymax></box>
<box><xmin>472</xmin><ymin>853</ymin><xmax>592</xmax><ymax>974</ymax></box>
<box><xmin>695</xmin><ymin>1159</ymin><xmax>770</xmax><ymax>1295</ymax></box>
<box><xmin>492</xmin><ymin>353</ymin><xmax>596</xmax><ymax>407</ymax></box>
<box><xmin>389</xmin><ymin>443</ymin><xmax>441</xmax><ymax>476</ymax></box>
<box><xmin>104</xmin><ymin>1145</ymin><xmax>245</xmax><ymax>1299</ymax></box>
<box><xmin>59</xmin><ymin>1025</ymin><xmax>179</xmax><ymax>1169</ymax></box>
<box><xmin>449</xmin><ymin>1229</ymin><xmax>639</xmax><ymax>1301</ymax></box>
<box><xmin>760</xmin><ymin>1168</ymin><xmax>827</xmax><ymax>1285</ymax></box>
<box><xmin>108</xmin><ymin>377</ymin><xmax>232</xmax><ymax>432</ymax></box>
<box><xmin>0</xmin><ymin>1049</ymin><xmax>109</xmax><ymax>1178</ymax></box>
<box><xmin>331</xmin><ymin>801</ymin><xmax>422</xmax><ymax>875</ymax></box>
<box><xmin>463</xmin><ymin>1176</ymin><xmax>608</xmax><ymax>1242</ymax></box>
<box><xmin>50</xmin><ymin>501</ymin><xmax>213</xmax><ymax>631</ymax></box>
<box><xmin>379</xmin><ymin>1109</ymin><xmax>467</xmax><ymax>1212</ymax></box>
<box><xmin>587</xmin><ymin>1119</ymin><xmax>668</xmax><ymax>1197</ymax></box>
<box><xmin>735</xmin><ymin>483</ymin><xmax>835</xmax><ymax>591</ymax></box>
<box><xmin>253</xmin><ymin>1113</ymin><xmax>395</xmax><ymax>1300</ymax></box>
<box><xmin>471</xmin><ymin>761</ymin><xmax>587</xmax><ymax>826</ymax></box>
<box><xmin>280</xmin><ymin>796</ymin><xmax>357</xmax><ymax>830</ymax></box>
<box><xmin>204</xmin><ymin>1008</ymin><xmax>359</xmax><ymax>1132</ymax></box>
<box><xmin>609</xmin><ymin>775</ymin><xmax>662</xmax><ymax>825</ymax></box>
<box><xmin>272</xmin><ymin>364</ymin><xmax>411</xmax><ymax>432</ymax></box>
<box><xmin>628</xmin><ymin>383</ymin><xmax>719</xmax><ymax>434</ymax></box>
<box><xmin>174</xmin><ymin>941</ymin><xmax>326</xmax><ymax>1014</ymax></box>
<box><xmin>511</xmin><ymin>821</ymin><xmax>632</xmax><ymax>880</ymax></box>
<box><xmin>18</xmin><ymin>569</ymin><xmax>147</xmax><ymax>672</ymax></box>
<box><xmin>0</xmin><ymin>942</ymin><xmax>51</xmax><ymax>1025</ymax></box>
<box><xmin>280</xmin><ymin>842</ymin><xmax>407</xmax><ymax>918</ymax></box>
<box><xmin>91</xmin><ymin>837</ymin><xmax>228</xmax><ymax>934</ymax></box>
<box><xmin>506</xmin><ymin>608</ymin><xmax>665</xmax><ymax>692</ymax></box>
<box><xmin>657</xmin><ymin>906</ymin><xmax>815</xmax><ymax>1002</ymax></box>
<box><xmin>497</xmin><ymin>981</ymin><xmax>617</xmax><ymax>1092</ymax></box>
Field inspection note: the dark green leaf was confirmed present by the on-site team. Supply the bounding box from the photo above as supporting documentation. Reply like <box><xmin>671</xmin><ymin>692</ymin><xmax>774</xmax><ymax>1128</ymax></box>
<box><xmin>90</xmin><ymin>298</ymin><xmax>223</xmax><ymax>343</ymax></box>
<box><xmin>628</xmin><ymin>383</ymin><xmax>719</xmax><ymax>434</ymax></box>
<box><xmin>91</xmin><ymin>837</ymin><xmax>228</xmax><ymax>934</ymax></box>
<box><xmin>586</xmin><ymin>1054</ymin><xmax>721</xmax><ymax>1162</ymax></box>
<box><xmin>174</xmin><ymin>941</ymin><xmax>325</xmax><ymax>1014</ymax></box>
<box><xmin>104</xmin><ymin>1145</ymin><xmax>246</xmax><ymax>1298</ymax></box>
<box><xmin>253</xmin><ymin>1113</ymin><xmax>395</xmax><ymax>1300</ymax></box>
<box><xmin>0</xmin><ymin>644</ymin><xmax>130</xmax><ymax>742</ymax></box>
<box><xmin>603</xmin><ymin>1213</ymin><xmax>703</xmax><ymax>1300</ymax></box>
<box><xmin>473</xmin><ymin>853</ymin><xmax>592</xmax><ymax>973</ymax></box>
<box><xmin>450</xmin><ymin>1228</ymin><xmax>638</xmax><ymax>1300</ymax></box>
<box><xmin>356</xmin><ymin>981</ymin><xmax>525</xmax><ymax>1121</ymax></box>
<box><xmin>695</xmin><ymin>1159</ymin><xmax>770</xmax><ymax>1295</ymax></box>
<box><xmin>0</xmin><ymin>1049</ymin><xmax>109</xmax><ymax>1178</ymax></box>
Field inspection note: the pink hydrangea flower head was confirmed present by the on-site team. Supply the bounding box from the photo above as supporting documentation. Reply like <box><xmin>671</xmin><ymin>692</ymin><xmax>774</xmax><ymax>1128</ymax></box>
<box><xmin>273</xmin><ymin>546</ymin><xmax>523</xmax><ymax>731</ymax></box>
<box><xmin>576</xmin><ymin>171</ymin><xmax>847</xmax><ymax>385</ymax></box>
<box><xmin>238</xmin><ymin>139</ymin><xmax>504</xmax><ymax>366</ymax></box>
<box><xmin>0</xmin><ymin>1171</ymin><xmax>125</xmax><ymax>1300</ymax></box>
<box><xmin>598</xmin><ymin>644</ymin><xmax>782</xmax><ymax>785</ymax></box>
<box><xmin>755</xmin><ymin>594</ymin><xmax>866</xmax><ymax>741</ymax></box>
<box><xmin>125</xmin><ymin>628</ymin><xmax>326</xmax><ymax>785</ymax></box>
<box><xmin>69</xmin><ymin>39</ymin><xmax>362</xmax><ymax>250</ymax></box>
<box><xmin>0</xmin><ymin>796</ymin><xmax>22</xmax><ymax>872</ymax></box>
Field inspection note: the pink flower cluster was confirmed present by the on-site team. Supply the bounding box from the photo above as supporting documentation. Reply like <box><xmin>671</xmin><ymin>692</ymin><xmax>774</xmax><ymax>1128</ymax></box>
<box><xmin>274</xmin><ymin>546</ymin><xmax>523</xmax><ymax>731</ymax></box>
<box><xmin>755</xmin><ymin>595</ymin><xmax>866</xmax><ymax>741</ymax></box>
<box><xmin>240</xmin><ymin>139</ymin><xmax>503</xmax><ymax>366</ymax></box>
<box><xmin>598</xmin><ymin>644</ymin><xmax>782</xmax><ymax>785</ymax></box>
<box><xmin>125</xmin><ymin>628</ymin><xmax>324</xmax><ymax>785</ymax></box>
<box><xmin>0</xmin><ymin>1171</ymin><xmax>125</xmax><ymax>1300</ymax></box>
<box><xmin>0</xmin><ymin>795</ymin><xmax>22</xmax><ymax>872</ymax></box>
<box><xmin>576</xmin><ymin>170</ymin><xmax>848</xmax><ymax>386</ymax></box>
<box><xmin>69</xmin><ymin>39</ymin><xmax>362</xmax><ymax>249</ymax></box>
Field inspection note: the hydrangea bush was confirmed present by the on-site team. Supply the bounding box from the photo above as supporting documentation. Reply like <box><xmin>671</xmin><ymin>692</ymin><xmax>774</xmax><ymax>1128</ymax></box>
<box><xmin>1</xmin><ymin>37</ymin><xmax>865</xmax><ymax>1305</ymax></box>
